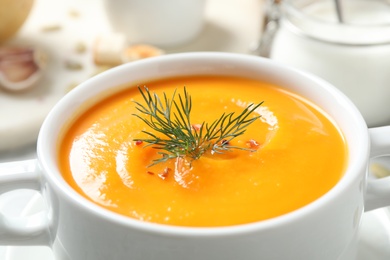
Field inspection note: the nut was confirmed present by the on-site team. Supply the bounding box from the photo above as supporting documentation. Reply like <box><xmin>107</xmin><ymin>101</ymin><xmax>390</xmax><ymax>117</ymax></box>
<box><xmin>122</xmin><ymin>44</ymin><xmax>164</xmax><ymax>63</ymax></box>
<box><xmin>93</xmin><ymin>33</ymin><xmax>165</xmax><ymax>66</ymax></box>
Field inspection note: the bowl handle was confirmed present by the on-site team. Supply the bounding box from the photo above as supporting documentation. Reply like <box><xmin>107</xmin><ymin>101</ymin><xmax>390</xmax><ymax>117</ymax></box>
<box><xmin>365</xmin><ymin>126</ymin><xmax>390</xmax><ymax>211</ymax></box>
<box><xmin>0</xmin><ymin>159</ymin><xmax>50</xmax><ymax>245</ymax></box>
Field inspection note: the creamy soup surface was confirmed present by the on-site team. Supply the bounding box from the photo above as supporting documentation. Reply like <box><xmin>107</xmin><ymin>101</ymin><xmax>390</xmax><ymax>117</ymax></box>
<box><xmin>58</xmin><ymin>75</ymin><xmax>347</xmax><ymax>227</ymax></box>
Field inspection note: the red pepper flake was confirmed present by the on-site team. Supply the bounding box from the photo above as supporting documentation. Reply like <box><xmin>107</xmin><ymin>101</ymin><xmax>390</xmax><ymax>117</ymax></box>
<box><xmin>246</xmin><ymin>139</ymin><xmax>260</xmax><ymax>150</ymax></box>
<box><xmin>158</xmin><ymin>167</ymin><xmax>171</xmax><ymax>180</ymax></box>
<box><xmin>221</xmin><ymin>139</ymin><xmax>229</xmax><ymax>145</ymax></box>
<box><xmin>191</xmin><ymin>124</ymin><xmax>202</xmax><ymax>131</ymax></box>
<box><xmin>135</xmin><ymin>140</ymin><xmax>143</xmax><ymax>146</ymax></box>
<box><xmin>147</xmin><ymin>171</ymin><xmax>155</xmax><ymax>175</ymax></box>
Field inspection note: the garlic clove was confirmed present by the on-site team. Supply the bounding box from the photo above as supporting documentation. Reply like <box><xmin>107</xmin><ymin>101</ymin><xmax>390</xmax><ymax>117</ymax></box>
<box><xmin>0</xmin><ymin>46</ymin><xmax>47</xmax><ymax>92</ymax></box>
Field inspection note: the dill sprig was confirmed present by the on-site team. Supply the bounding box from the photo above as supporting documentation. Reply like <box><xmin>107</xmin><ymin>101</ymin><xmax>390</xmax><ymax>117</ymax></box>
<box><xmin>133</xmin><ymin>86</ymin><xmax>263</xmax><ymax>166</ymax></box>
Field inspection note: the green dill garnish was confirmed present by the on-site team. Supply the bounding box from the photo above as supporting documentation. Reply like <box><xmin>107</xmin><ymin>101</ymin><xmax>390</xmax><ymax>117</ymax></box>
<box><xmin>133</xmin><ymin>86</ymin><xmax>263</xmax><ymax>166</ymax></box>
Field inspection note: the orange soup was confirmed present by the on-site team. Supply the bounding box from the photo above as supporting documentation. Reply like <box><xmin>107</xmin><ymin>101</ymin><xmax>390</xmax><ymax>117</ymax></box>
<box><xmin>58</xmin><ymin>75</ymin><xmax>347</xmax><ymax>227</ymax></box>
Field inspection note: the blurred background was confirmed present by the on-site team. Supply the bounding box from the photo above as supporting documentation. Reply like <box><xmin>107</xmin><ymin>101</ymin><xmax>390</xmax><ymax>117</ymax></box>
<box><xmin>0</xmin><ymin>0</ymin><xmax>263</xmax><ymax>162</ymax></box>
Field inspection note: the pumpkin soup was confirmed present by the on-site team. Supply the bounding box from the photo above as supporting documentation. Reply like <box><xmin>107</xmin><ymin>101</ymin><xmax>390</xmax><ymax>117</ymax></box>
<box><xmin>58</xmin><ymin>75</ymin><xmax>347</xmax><ymax>227</ymax></box>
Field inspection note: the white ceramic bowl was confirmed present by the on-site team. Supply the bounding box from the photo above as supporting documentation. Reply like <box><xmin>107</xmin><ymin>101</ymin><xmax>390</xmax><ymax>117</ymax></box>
<box><xmin>1</xmin><ymin>52</ymin><xmax>390</xmax><ymax>260</ymax></box>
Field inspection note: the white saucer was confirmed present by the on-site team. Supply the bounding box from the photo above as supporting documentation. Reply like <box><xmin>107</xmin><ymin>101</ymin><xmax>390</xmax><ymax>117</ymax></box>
<box><xmin>0</xmin><ymin>190</ymin><xmax>390</xmax><ymax>260</ymax></box>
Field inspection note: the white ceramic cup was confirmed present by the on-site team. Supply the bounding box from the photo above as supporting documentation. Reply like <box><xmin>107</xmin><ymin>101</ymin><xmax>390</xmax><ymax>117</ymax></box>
<box><xmin>268</xmin><ymin>0</ymin><xmax>390</xmax><ymax>127</ymax></box>
<box><xmin>1</xmin><ymin>52</ymin><xmax>390</xmax><ymax>260</ymax></box>
<box><xmin>103</xmin><ymin>0</ymin><xmax>206</xmax><ymax>48</ymax></box>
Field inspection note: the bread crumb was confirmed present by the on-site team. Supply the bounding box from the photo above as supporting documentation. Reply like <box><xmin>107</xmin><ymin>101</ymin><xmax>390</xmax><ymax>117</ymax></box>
<box><xmin>370</xmin><ymin>163</ymin><xmax>390</xmax><ymax>178</ymax></box>
<box><xmin>65</xmin><ymin>60</ymin><xmax>83</xmax><ymax>70</ymax></box>
<box><xmin>74</xmin><ymin>42</ymin><xmax>87</xmax><ymax>54</ymax></box>
<box><xmin>68</xmin><ymin>8</ymin><xmax>80</xmax><ymax>18</ymax></box>
<box><xmin>41</xmin><ymin>23</ymin><xmax>62</xmax><ymax>32</ymax></box>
